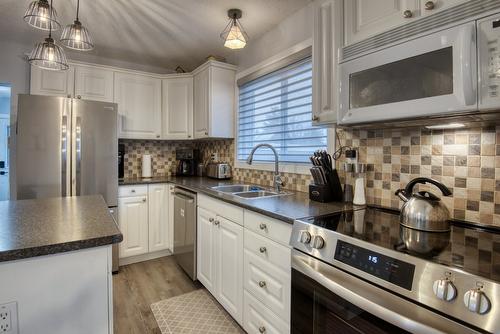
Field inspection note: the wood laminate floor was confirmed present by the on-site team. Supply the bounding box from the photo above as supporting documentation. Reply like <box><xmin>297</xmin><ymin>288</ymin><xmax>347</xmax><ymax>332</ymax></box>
<box><xmin>113</xmin><ymin>256</ymin><xmax>202</xmax><ymax>334</ymax></box>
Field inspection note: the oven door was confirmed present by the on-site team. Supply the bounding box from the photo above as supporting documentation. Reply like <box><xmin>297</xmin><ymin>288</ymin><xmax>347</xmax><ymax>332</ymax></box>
<box><xmin>291</xmin><ymin>250</ymin><xmax>479</xmax><ymax>334</ymax></box>
<box><xmin>338</xmin><ymin>22</ymin><xmax>477</xmax><ymax>125</ymax></box>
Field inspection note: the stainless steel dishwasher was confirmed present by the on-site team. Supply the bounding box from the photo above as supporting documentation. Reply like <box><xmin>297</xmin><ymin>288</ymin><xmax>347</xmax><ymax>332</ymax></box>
<box><xmin>173</xmin><ymin>187</ymin><xmax>197</xmax><ymax>280</ymax></box>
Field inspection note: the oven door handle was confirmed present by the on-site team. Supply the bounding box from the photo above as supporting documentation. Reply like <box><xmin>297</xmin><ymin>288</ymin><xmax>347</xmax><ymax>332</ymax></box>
<box><xmin>291</xmin><ymin>250</ymin><xmax>477</xmax><ymax>334</ymax></box>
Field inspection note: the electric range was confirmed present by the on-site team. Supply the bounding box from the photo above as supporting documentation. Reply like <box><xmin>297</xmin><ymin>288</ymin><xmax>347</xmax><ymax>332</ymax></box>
<box><xmin>290</xmin><ymin>207</ymin><xmax>500</xmax><ymax>334</ymax></box>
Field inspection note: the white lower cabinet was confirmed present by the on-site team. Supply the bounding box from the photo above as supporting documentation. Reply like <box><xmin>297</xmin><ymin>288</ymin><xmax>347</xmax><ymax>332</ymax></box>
<box><xmin>197</xmin><ymin>195</ymin><xmax>291</xmax><ymax>333</ymax></box>
<box><xmin>197</xmin><ymin>203</ymin><xmax>244</xmax><ymax>324</ymax></box>
<box><xmin>118</xmin><ymin>194</ymin><xmax>149</xmax><ymax>258</ymax></box>
<box><xmin>118</xmin><ymin>184</ymin><xmax>171</xmax><ymax>261</ymax></box>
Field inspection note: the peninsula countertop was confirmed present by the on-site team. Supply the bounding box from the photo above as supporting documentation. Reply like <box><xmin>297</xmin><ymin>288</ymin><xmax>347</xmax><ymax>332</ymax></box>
<box><xmin>0</xmin><ymin>195</ymin><xmax>123</xmax><ymax>263</ymax></box>
<box><xmin>120</xmin><ymin>176</ymin><xmax>358</xmax><ymax>223</ymax></box>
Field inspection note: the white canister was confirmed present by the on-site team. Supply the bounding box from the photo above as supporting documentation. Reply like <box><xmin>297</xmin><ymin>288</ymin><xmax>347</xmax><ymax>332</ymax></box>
<box><xmin>142</xmin><ymin>154</ymin><xmax>152</xmax><ymax>178</ymax></box>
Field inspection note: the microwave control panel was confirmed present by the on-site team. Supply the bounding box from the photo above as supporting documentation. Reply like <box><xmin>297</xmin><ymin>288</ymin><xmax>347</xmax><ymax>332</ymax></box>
<box><xmin>478</xmin><ymin>15</ymin><xmax>500</xmax><ymax>109</ymax></box>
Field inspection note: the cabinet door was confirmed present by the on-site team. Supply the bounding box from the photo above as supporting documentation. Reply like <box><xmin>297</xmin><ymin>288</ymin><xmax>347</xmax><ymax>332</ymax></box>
<box><xmin>30</xmin><ymin>65</ymin><xmax>74</xmax><ymax>97</ymax></box>
<box><xmin>312</xmin><ymin>0</ymin><xmax>342</xmax><ymax>125</ymax></box>
<box><xmin>420</xmin><ymin>0</ymin><xmax>468</xmax><ymax>16</ymax></box>
<box><xmin>118</xmin><ymin>195</ymin><xmax>149</xmax><ymax>258</ymax></box>
<box><xmin>148</xmin><ymin>184</ymin><xmax>169</xmax><ymax>252</ymax></box>
<box><xmin>162</xmin><ymin>77</ymin><xmax>193</xmax><ymax>140</ymax></box>
<box><xmin>197</xmin><ymin>206</ymin><xmax>216</xmax><ymax>294</ymax></box>
<box><xmin>216</xmin><ymin>216</ymin><xmax>243</xmax><ymax>324</ymax></box>
<box><xmin>114</xmin><ymin>72</ymin><xmax>162</xmax><ymax>139</ymax></box>
<box><xmin>344</xmin><ymin>0</ymin><xmax>420</xmax><ymax>45</ymax></box>
<box><xmin>193</xmin><ymin>68</ymin><xmax>209</xmax><ymax>139</ymax></box>
<box><xmin>74</xmin><ymin>66</ymin><xmax>114</xmax><ymax>102</ymax></box>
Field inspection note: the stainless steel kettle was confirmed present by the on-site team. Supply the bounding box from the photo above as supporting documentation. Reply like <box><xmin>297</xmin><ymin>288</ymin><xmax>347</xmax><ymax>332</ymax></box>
<box><xmin>395</xmin><ymin>177</ymin><xmax>452</xmax><ymax>232</ymax></box>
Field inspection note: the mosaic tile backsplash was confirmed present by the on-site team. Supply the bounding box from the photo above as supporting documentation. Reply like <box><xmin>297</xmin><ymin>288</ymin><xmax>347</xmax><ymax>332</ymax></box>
<box><xmin>122</xmin><ymin>124</ymin><xmax>500</xmax><ymax>227</ymax></box>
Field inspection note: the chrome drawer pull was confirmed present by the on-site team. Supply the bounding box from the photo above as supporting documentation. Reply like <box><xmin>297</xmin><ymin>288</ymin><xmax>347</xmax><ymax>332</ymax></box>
<box><xmin>259</xmin><ymin>326</ymin><xmax>266</xmax><ymax>333</ymax></box>
<box><xmin>259</xmin><ymin>247</ymin><xmax>267</xmax><ymax>253</ymax></box>
<box><xmin>209</xmin><ymin>218</ymin><xmax>214</xmax><ymax>222</ymax></box>
<box><xmin>258</xmin><ymin>281</ymin><xmax>266</xmax><ymax>288</ymax></box>
<box><xmin>259</xmin><ymin>223</ymin><xmax>267</xmax><ymax>230</ymax></box>
<box><xmin>214</xmin><ymin>220</ymin><xmax>220</xmax><ymax>226</ymax></box>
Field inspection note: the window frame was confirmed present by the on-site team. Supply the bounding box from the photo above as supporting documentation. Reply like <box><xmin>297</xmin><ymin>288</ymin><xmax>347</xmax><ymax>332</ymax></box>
<box><xmin>234</xmin><ymin>42</ymin><xmax>335</xmax><ymax>175</ymax></box>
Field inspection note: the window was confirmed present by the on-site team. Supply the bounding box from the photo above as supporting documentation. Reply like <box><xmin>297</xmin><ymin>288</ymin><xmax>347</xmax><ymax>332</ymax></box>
<box><xmin>237</xmin><ymin>57</ymin><xmax>327</xmax><ymax>164</ymax></box>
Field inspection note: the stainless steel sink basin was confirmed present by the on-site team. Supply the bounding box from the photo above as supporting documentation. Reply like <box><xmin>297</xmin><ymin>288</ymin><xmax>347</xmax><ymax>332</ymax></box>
<box><xmin>233</xmin><ymin>191</ymin><xmax>289</xmax><ymax>199</ymax></box>
<box><xmin>211</xmin><ymin>184</ymin><xmax>265</xmax><ymax>193</ymax></box>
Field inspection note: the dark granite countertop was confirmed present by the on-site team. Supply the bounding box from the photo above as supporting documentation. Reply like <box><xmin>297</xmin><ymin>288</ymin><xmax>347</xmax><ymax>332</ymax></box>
<box><xmin>0</xmin><ymin>195</ymin><xmax>123</xmax><ymax>263</ymax></box>
<box><xmin>120</xmin><ymin>176</ymin><xmax>358</xmax><ymax>223</ymax></box>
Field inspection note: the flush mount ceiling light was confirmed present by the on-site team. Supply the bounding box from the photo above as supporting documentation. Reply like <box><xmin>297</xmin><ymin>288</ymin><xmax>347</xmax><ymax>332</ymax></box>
<box><xmin>28</xmin><ymin>0</ymin><xmax>69</xmax><ymax>71</ymax></box>
<box><xmin>23</xmin><ymin>0</ymin><xmax>60</xmax><ymax>31</ymax></box>
<box><xmin>60</xmin><ymin>0</ymin><xmax>94</xmax><ymax>51</ymax></box>
<box><xmin>220</xmin><ymin>9</ymin><xmax>249</xmax><ymax>50</ymax></box>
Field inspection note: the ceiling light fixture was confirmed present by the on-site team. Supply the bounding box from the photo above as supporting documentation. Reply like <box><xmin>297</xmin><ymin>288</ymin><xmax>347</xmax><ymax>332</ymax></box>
<box><xmin>220</xmin><ymin>9</ymin><xmax>249</xmax><ymax>50</ymax></box>
<box><xmin>60</xmin><ymin>0</ymin><xmax>94</xmax><ymax>51</ymax></box>
<box><xmin>28</xmin><ymin>0</ymin><xmax>69</xmax><ymax>71</ymax></box>
<box><xmin>425</xmin><ymin>123</ymin><xmax>465</xmax><ymax>130</ymax></box>
<box><xmin>23</xmin><ymin>0</ymin><xmax>60</xmax><ymax>31</ymax></box>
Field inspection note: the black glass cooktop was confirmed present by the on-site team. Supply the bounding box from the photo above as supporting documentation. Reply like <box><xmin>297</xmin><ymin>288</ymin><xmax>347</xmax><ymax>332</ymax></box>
<box><xmin>301</xmin><ymin>207</ymin><xmax>500</xmax><ymax>282</ymax></box>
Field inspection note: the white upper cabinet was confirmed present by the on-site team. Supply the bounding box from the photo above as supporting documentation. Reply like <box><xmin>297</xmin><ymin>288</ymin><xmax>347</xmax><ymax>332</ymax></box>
<box><xmin>420</xmin><ymin>0</ymin><xmax>469</xmax><ymax>16</ymax></box>
<box><xmin>193</xmin><ymin>61</ymin><xmax>236</xmax><ymax>139</ymax></box>
<box><xmin>312</xmin><ymin>0</ymin><xmax>343</xmax><ymax>125</ymax></box>
<box><xmin>162</xmin><ymin>76</ymin><xmax>193</xmax><ymax>140</ymax></box>
<box><xmin>114</xmin><ymin>72</ymin><xmax>162</xmax><ymax>139</ymax></box>
<box><xmin>344</xmin><ymin>0</ymin><xmax>420</xmax><ymax>45</ymax></box>
<box><xmin>30</xmin><ymin>65</ymin><xmax>75</xmax><ymax>97</ymax></box>
<box><xmin>74</xmin><ymin>65</ymin><xmax>114</xmax><ymax>102</ymax></box>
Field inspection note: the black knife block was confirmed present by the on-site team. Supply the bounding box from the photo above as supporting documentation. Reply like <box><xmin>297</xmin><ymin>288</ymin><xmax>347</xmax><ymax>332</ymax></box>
<box><xmin>309</xmin><ymin>169</ymin><xmax>343</xmax><ymax>203</ymax></box>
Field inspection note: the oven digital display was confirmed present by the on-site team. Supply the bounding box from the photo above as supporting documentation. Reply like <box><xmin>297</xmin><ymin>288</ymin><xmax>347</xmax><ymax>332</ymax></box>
<box><xmin>334</xmin><ymin>240</ymin><xmax>415</xmax><ymax>290</ymax></box>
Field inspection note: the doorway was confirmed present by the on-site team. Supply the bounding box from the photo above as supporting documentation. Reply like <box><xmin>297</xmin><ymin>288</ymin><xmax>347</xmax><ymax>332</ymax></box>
<box><xmin>0</xmin><ymin>84</ymin><xmax>11</xmax><ymax>201</ymax></box>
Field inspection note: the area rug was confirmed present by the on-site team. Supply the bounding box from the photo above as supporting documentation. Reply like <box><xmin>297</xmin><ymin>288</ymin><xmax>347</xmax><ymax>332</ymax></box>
<box><xmin>151</xmin><ymin>289</ymin><xmax>245</xmax><ymax>334</ymax></box>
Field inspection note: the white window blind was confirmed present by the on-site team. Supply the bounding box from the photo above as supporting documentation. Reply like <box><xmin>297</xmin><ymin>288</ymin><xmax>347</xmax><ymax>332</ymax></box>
<box><xmin>237</xmin><ymin>57</ymin><xmax>327</xmax><ymax>164</ymax></box>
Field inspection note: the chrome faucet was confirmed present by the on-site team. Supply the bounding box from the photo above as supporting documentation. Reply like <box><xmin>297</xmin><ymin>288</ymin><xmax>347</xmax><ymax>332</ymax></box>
<box><xmin>246</xmin><ymin>143</ymin><xmax>285</xmax><ymax>193</ymax></box>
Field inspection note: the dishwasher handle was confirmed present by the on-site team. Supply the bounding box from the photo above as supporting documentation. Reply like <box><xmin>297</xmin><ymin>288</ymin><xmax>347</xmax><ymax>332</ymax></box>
<box><xmin>174</xmin><ymin>192</ymin><xmax>195</xmax><ymax>203</ymax></box>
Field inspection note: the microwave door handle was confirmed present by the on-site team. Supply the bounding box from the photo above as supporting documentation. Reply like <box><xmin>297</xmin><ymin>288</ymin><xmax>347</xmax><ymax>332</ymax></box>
<box><xmin>459</xmin><ymin>23</ymin><xmax>476</xmax><ymax>106</ymax></box>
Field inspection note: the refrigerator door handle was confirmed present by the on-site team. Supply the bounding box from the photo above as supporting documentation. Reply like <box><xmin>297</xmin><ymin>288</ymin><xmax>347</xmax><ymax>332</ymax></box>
<box><xmin>75</xmin><ymin>116</ymin><xmax>82</xmax><ymax>196</ymax></box>
<box><xmin>61</xmin><ymin>115</ymin><xmax>68</xmax><ymax>197</ymax></box>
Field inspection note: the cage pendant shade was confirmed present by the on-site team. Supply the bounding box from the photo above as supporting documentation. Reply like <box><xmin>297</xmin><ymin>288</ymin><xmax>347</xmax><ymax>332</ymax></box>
<box><xmin>29</xmin><ymin>37</ymin><xmax>69</xmax><ymax>71</ymax></box>
<box><xmin>23</xmin><ymin>0</ymin><xmax>60</xmax><ymax>31</ymax></box>
<box><xmin>61</xmin><ymin>20</ymin><xmax>94</xmax><ymax>51</ymax></box>
<box><xmin>220</xmin><ymin>9</ymin><xmax>248</xmax><ymax>50</ymax></box>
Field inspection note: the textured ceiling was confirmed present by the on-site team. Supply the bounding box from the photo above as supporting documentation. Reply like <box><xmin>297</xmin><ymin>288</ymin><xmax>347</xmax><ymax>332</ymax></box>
<box><xmin>0</xmin><ymin>0</ymin><xmax>311</xmax><ymax>71</ymax></box>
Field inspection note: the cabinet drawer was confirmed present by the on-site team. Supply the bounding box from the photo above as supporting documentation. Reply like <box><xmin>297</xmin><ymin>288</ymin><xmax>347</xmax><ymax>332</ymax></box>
<box><xmin>244</xmin><ymin>210</ymin><xmax>292</xmax><ymax>246</ymax></box>
<box><xmin>244</xmin><ymin>290</ymin><xmax>289</xmax><ymax>334</ymax></box>
<box><xmin>244</xmin><ymin>229</ymin><xmax>291</xmax><ymax>273</ymax></box>
<box><xmin>244</xmin><ymin>250</ymin><xmax>290</xmax><ymax>322</ymax></box>
<box><xmin>118</xmin><ymin>185</ymin><xmax>148</xmax><ymax>197</ymax></box>
<box><xmin>198</xmin><ymin>194</ymin><xmax>243</xmax><ymax>225</ymax></box>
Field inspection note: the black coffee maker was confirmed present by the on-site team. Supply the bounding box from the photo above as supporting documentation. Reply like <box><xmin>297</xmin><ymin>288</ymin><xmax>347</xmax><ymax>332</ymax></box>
<box><xmin>176</xmin><ymin>148</ymin><xmax>200</xmax><ymax>176</ymax></box>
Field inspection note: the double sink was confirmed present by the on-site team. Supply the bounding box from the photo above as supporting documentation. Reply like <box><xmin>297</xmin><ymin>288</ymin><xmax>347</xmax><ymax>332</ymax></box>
<box><xmin>211</xmin><ymin>184</ymin><xmax>290</xmax><ymax>199</ymax></box>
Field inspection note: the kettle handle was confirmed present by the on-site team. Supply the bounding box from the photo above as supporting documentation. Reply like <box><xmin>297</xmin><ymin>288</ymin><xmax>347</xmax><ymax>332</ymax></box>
<box><xmin>404</xmin><ymin>177</ymin><xmax>452</xmax><ymax>197</ymax></box>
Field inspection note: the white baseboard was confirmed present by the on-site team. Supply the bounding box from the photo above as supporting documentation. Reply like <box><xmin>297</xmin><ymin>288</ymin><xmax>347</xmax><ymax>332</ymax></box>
<box><xmin>119</xmin><ymin>249</ymin><xmax>172</xmax><ymax>266</ymax></box>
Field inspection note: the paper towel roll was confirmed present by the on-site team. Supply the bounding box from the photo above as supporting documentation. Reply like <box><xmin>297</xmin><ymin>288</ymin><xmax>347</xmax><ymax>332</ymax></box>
<box><xmin>142</xmin><ymin>154</ymin><xmax>152</xmax><ymax>178</ymax></box>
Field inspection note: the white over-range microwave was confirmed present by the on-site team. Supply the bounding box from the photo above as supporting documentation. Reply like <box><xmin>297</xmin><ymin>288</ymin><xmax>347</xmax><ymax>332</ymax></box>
<box><xmin>338</xmin><ymin>13</ymin><xmax>500</xmax><ymax>125</ymax></box>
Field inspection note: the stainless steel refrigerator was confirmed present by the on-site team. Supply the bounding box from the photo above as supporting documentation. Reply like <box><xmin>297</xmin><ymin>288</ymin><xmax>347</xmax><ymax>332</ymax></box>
<box><xmin>16</xmin><ymin>94</ymin><xmax>119</xmax><ymax>270</ymax></box>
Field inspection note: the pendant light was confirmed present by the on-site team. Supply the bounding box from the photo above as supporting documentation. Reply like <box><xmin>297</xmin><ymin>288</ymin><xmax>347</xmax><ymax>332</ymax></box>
<box><xmin>220</xmin><ymin>9</ymin><xmax>249</xmax><ymax>50</ymax></box>
<box><xmin>28</xmin><ymin>0</ymin><xmax>69</xmax><ymax>71</ymax></box>
<box><xmin>60</xmin><ymin>0</ymin><xmax>94</xmax><ymax>51</ymax></box>
<box><xmin>23</xmin><ymin>0</ymin><xmax>60</xmax><ymax>31</ymax></box>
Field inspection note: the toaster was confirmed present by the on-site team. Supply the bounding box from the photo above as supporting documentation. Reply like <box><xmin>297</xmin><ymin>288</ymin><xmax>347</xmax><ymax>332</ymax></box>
<box><xmin>206</xmin><ymin>163</ymin><xmax>232</xmax><ymax>179</ymax></box>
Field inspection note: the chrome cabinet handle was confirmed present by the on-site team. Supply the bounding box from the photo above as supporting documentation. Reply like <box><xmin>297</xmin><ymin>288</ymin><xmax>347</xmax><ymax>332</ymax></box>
<box><xmin>156</xmin><ymin>135</ymin><xmax>160</xmax><ymax>138</ymax></box>
<box><xmin>204</xmin><ymin>131</ymin><xmax>208</xmax><ymax>136</ymax></box>
<box><xmin>312</xmin><ymin>115</ymin><xmax>319</xmax><ymax>121</ymax></box>
<box><xmin>188</xmin><ymin>135</ymin><xmax>191</xmax><ymax>138</ymax></box>
<box><xmin>209</xmin><ymin>217</ymin><xmax>214</xmax><ymax>222</ymax></box>
<box><xmin>131</xmin><ymin>189</ymin><xmax>136</xmax><ymax>193</ymax></box>
<box><xmin>403</xmin><ymin>10</ymin><xmax>413</xmax><ymax>18</ymax></box>
<box><xmin>258</xmin><ymin>281</ymin><xmax>266</xmax><ymax>288</ymax></box>
<box><xmin>142</xmin><ymin>198</ymin><xmax>146</xmax><ymax>203</ymax></box>
<box><xmin>258</xmin><ymin>326</ymin><xmax>266</xmax><ymax>333</ymax></box>
<box><xmin>77</xmin><ymin>95</ymin><xmax>81</xmax><ymax>99</ymax></box>
<box><xmin>259</xmin><ymin>247</ymin><xmax>267</xmax><ymax>253</ymax></box>
<box><xmin>214</xmin><ymin>220</ymin><xmax>220</xmax><ymax>226</ymax></box>
<box><xmin>259</xmin><ymin>223</ymin><xmax>267</xmax><ymax>230</ymax></box>
<box><xmin>424</xmin><ymin>1</ymin><xmax>435</xmax><ymax>10</ymax></box>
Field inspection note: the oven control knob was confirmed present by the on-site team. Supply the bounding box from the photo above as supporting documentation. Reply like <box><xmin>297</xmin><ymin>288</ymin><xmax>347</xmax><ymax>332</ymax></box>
<box><xmin>464</xmin><ymin>289</ymin><xmax>490</xmax><ymax>314</ymax></box>
<box><xmin>311</xmin><ymin>235</ymin><xmax>325</xmax><ymax>249</ymax></box>
<box><xmin>299</xmin><ymin>230</ymin><xmax>311</xmax><ymax>244</ymax></box>
<box><xmin>432</xmin><ymin>279</ymin><xmax>456</xmax><ymax>301</ymax></box>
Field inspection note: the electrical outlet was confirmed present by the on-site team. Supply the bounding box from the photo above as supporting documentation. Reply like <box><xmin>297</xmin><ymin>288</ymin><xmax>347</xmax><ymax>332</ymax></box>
<box><xmin>0</xmin><ymin>302</ymin><xmax>18</xmax><ymax>333</ymax></box>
